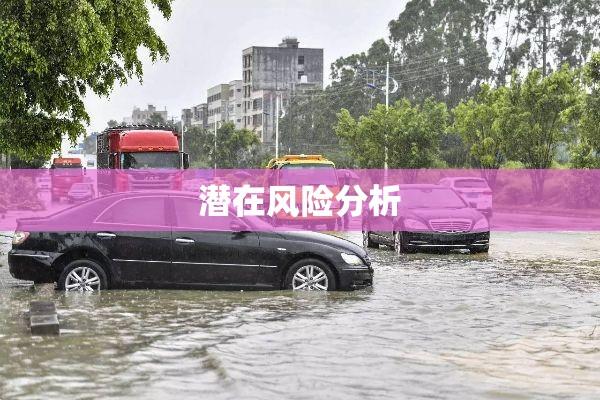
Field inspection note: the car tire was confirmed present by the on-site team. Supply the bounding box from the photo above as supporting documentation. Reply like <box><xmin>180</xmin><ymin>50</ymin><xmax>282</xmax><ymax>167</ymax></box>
<box><xmin>284</xmin><ymin>259</ymin><xmax>336</xmax><ymax>291</ymax></box>
<box><xmin>394</xmin><ymin>231</ymin><xmax>416</xmax><ymax>254</ymax></box>
<box><xmin>469</xmin><ymin>246</ymin><xmax>489</xmax><ymax>254</ymax></box>
<box><xmin>363</xmin><ymin>231</ymin><xmax>378</xmax><ymax>249</ymax></box>
<box><xmin>58</xmin><ymin>259</ymin><xmax>108</xmax><ymax>292</ymax></box>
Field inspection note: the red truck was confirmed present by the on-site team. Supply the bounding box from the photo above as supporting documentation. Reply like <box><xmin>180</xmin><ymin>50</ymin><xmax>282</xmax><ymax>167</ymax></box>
<box><xmin>97</xmin><ymin>125</ymin><xmax>189</xmax><ymax>193</ymax></box>
<box><xmin>50</xmin><ymin>157</ymin><xmax>84</xmax><ymax>202</ymax></box>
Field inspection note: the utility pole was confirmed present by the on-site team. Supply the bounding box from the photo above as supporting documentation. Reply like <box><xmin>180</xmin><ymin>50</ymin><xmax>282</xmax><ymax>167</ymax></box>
<box><xmin>384</xmin><ymin>61</ymin><xmax>390</xmax><ymax>170</ymax></box>
<box><xmin>536</xmin><ymin>13</ymin><xmax>556</xmax><ymax>77</ymax></box>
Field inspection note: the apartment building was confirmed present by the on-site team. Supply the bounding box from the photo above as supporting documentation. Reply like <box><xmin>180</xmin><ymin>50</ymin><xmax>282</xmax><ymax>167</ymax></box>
<box><xmin>242</xmin><ymin>37</ymin><xmax>324</xmax><ymax>143</ymax></box>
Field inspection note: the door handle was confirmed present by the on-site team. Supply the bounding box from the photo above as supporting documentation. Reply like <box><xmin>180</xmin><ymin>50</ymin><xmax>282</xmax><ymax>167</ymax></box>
<box><xmin>175</xmin><ymin>238</ymin><xmax>195</xmax><ymax>244</ymax></box>
<box><xmin>96</xmin><ymin>232</ymin><xmax>116</xmax><ymax>239</ymax></box>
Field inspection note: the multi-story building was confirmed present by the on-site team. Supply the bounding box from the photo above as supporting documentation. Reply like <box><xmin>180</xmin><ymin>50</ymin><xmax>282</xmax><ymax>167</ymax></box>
<box><xmin>181</xmin><ymin>108</ymin><xmax>193</xmax><ymax>128</ymax></box>
<box><xmin>207</xmin><ymin>84</ymin><xmax>231</xmax><ymax>131</ymax></box>
<box><xmin>191</xmin><ymin>103</ymin><xmax>208</xmax><ymax>128</ymax></box>
<box><xmin>242</xmin><ymin>37</ymin><xmax>324</xmax><ymax>143</ymax></box>
<box><xmin>227</xmin><ymin>80</ymin><xmax>244</xmax><ymax>129</ymax></box>
<box><xmin>128</xmin><ymin>104</ymin><xmax>169</xmax><ymax>125</ymax></box>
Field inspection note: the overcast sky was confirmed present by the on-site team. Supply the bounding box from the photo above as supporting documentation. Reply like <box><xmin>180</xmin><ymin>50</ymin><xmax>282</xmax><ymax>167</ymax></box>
<box><xmin>83</xmin><ymin>0</ymin><xmax>407</xmax><ymax>133</ymax></box>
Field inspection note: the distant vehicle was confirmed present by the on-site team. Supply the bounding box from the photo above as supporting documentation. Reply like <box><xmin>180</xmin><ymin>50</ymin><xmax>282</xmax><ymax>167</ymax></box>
<box><xmin>265</xmin><ymin>155</ymin><xmax>341</xmax><ymax>230</ymax></box>
<box><xmin>50</xmin><ymin>157</ymin><xmax>84</xmax><ymax>202</ymax></box>
<box><xmin>96</xmin><ymin>125</ymin><xmax>189</xmax><ymax>193</ymax></box>
<box><xmin>363</xmin><ymin>184</ymin><xmax>490</xmax><ymax>254</ymax></box>
<box><xmin>438</xmin><ymin>177</ymin><xmax>493</xmax><ymax>217</ymax></box>
<box><xmin>67</xmin><ymin>183</ymin><xmax>95</xmax><ymax>203</ymax></box>
<box><xmin>8</xmin><ymin>192</ymin><xmax>373</xmax><ymax>292</ymax></box>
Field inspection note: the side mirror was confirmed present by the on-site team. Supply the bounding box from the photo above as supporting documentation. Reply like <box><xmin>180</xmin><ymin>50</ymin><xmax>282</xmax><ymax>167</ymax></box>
<box><xmin>182</xmin><ymin>153</ymin><xmax>190</xmax><ymax>169</ymax></box>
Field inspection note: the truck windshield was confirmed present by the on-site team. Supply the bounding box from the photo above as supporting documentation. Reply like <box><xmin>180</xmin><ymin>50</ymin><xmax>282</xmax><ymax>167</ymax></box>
<box><xmin>121</xmin><ymin>152</ymin><xmax>180</xmax><ymax>169</ymax></box>
<box><xmin>52</xmin><ymin>167</ymin><xmax>83</xmax><ymax>176</ymax></box>
<box><xmin>278</xmin><ymin>164</ymin><xmax>339</xmax><ymax>186</ymax></box>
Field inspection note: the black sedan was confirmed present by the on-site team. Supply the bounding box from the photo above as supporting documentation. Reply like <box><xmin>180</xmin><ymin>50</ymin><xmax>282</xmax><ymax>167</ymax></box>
<box><xmin>9</xmin><ymin>192</ymin><xmax>373</xmax><ymax>292</ymax></box>
<box><xmin>363</xmin><ymin>185</ymin><xmax>490</xmax><ymax>253</ymax></box>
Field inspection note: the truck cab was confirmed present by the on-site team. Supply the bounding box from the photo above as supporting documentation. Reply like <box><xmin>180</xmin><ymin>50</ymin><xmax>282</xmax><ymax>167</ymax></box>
<box><xmin>97</xmin><ymin>125</ymin><xmax>189</xmax><ymax>193</ymax></box>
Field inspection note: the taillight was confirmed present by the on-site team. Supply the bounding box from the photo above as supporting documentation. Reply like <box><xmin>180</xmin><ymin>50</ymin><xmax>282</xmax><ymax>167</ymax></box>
<box><xmin>13</xmin><ymin>231</ymin><xmax>30</xmax><ymax>245</ymax></box>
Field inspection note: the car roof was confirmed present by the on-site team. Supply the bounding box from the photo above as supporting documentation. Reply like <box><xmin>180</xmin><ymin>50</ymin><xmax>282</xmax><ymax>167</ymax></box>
<box><xmin>399</xmin><ymin>184</ymin><xmax>446</xmax><ymax>189</ymax></box>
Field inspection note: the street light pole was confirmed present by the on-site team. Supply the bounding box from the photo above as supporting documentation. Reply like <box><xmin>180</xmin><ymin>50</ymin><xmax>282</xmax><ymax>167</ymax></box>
<box><xmin>214</xmin><ymin>120</ymin><xmax>218</xmax><ymax>171</ymax></box>
<box><xmin>275</xmin><ymin>94</ymin><xmax>280</xmax><ymax>159</ymax></box>
<box><xmin>181</xmin><ymin>119</ymin><xmax>185</xmax><ymax>153</ymax></box>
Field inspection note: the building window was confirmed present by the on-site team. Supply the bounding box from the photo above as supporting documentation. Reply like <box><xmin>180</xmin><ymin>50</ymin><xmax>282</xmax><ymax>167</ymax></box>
<box><xmin>298</xmin><ymin>72</ymin><xmax>305</xmax><ymax>80</ymax></box>
<box><xmin>298</xmin><ymin>55</ymin><xmax>305</xmax><ymax>65</ymax></box>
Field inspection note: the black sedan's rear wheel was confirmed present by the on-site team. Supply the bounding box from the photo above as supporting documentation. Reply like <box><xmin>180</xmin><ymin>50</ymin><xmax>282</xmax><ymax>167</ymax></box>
<box><xmin>58</xmin><ymin>259</ymin><xmax>108</xmax><ymax>292</ymax></box>
<box><xmin>285</xmin><ymin>259</ymin><xmax>336</xmax><ymax>291</ymax></box>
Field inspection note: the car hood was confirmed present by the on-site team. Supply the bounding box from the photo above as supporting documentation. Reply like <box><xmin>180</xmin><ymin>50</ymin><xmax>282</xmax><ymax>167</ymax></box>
<box><xmin>277</xmin><ymin>231</ymin><xmax>367</xmax><ymax>257</ymax></box>
<box><xmin>405</xmin><ymin>207</ymin><xmax>484</xmax><ymax>221</ymax></box>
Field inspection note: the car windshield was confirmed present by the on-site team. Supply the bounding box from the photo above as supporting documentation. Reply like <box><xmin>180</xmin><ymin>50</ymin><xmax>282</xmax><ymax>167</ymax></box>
<box><xmin>401</xmin><ymin>188</ymin><xmax>467</xmax><ymax>209</ymax></box>
<box><xmin>278</xmin><ymin>165</ymin><xmax>339</xmax><ymax>186</ymax></box>
<box><xmin>121</xmin><ymin>152</ymin><xmax>180</xmax><ymax>169</ymax></box>
<box><xmin>454</xmin><ymin>179</ymin><xmax>489</xmax><ymax>189</ymax></box>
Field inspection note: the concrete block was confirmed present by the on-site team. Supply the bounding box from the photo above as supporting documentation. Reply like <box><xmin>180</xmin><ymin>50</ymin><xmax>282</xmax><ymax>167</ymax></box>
<box><xmin>29</xmin><ymin>301</ymin><xmax>59</xmax><ymax>336</ymax></box>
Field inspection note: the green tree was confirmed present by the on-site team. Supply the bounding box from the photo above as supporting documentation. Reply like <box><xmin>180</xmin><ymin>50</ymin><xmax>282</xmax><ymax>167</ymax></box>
<box><xmin>147</xmin><ymin>112</ymin><xmax>166</xmax><ymax>126</ymax></box>
<box><xmin>335</xmin><ymin>99</ymin><xmax>447</xmax><ymax>170</ymax></box>
<box><xmin>572</xmin><ymin>53</ymin><xmax>600</xmax><ymax>168</ymax></box>
<box><xmin>504</xmin><ymin>66</ymin><xmax>582</xmax><ymax>200</ymax></box>
<box><xmin>452</xmin><ymin>84</ymin><xmax>513</xmax><ymax>186</ymax></box>
<box><xmin>388</xmin><ymin>0</ymin><xmax>491</xmax><ymax>107</ymax></box>
<box><xmin>490</xmin><ymin>1</ymin><xmax>600</xmax><ymax>84</ymax></box>
<box><xmin>0</xmin><ymin>0</ymin><xmax>172</xmax><ymax>160</ymax></box>
<box><xmin>184</xmin><ymin>123</ymin><xmax>263</xmax><ymax>169</ymax></box>
<box><xmin>107</xmin><ymin>119</ymin><xmax>119</xmax><ymax>128</ymax></box>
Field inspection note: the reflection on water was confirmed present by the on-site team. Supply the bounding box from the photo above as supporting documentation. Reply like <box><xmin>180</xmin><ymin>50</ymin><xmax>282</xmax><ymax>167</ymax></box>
<box><xmin>1</xmin><ymin>232</ymin><xmax>600</xmax><ymax>399</ymax></box>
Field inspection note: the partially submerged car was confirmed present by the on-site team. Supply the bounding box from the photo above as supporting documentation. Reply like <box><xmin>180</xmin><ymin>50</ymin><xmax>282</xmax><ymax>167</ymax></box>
<box><xmin>67</xmin><ymin>183</ymin><xmax>95</xmax><ymax>203</ymax></box>
<box><xmin>438</xmin><ymin>177</ymin><xmax>493</xmax><ymax>218</ymax></box>
<box><xmin>363</xmin><ymin>184</ymin><xmax>490</xmax><ymax>254</ymax></box>
<box><xmin>9</xmin><ymin>192</ymin><xmax>373</xmax><ymax>292</ymax></box>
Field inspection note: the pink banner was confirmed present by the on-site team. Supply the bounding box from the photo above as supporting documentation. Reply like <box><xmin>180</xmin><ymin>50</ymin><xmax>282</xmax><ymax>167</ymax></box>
<box><xmin>2</xmin><ymin>169</ymin><xmax>600</xmax><ymax>232</ymax></box>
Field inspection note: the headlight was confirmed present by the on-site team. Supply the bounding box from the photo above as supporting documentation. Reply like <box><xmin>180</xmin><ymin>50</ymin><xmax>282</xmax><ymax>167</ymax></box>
<box><xmin>13</xmin><ymin>231</ymin><xmax>30</xmax><ymax>245</ymax></box>
<box><xmin>403</xmin><ymin>219</ymin><xmax>428</xmax><ymax>231</ymax></box>
<box><xmin>473</xmin><ymin>218</ymin><xmax>489</xmax><ymax>231</ymax></box>
<box><xmin>341</xmin><ymin>253</ymin><xmax>364</xmax><ymax>265</ymax></box>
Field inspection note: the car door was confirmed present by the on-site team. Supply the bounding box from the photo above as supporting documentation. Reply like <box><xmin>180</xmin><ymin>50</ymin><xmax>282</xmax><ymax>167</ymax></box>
<box><xmin>169</xmin><ymin>195</ymin><xmax>262</xmax><ymax>287</ymax></box>
<box><xmin>91</xmin><ymin>195</ymin><xmax>172</xmax><ymax>286</ymax></box>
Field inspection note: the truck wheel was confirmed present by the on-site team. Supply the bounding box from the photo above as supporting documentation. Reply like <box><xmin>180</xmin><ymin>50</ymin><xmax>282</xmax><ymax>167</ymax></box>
<box><xmin>58</xmin><ymin>259</ymin><xmax>108</xmax><ymax>292</ymax></box>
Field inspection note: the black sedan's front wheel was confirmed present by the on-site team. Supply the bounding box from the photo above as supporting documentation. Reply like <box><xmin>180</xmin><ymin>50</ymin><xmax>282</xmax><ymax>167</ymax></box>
<box><xmin>363</xmin><ymin>231</ymin><xmax>378</xmax><ymax>249</ymax></box>
<box><xmin>58</xmin><ymin>259</ymin><xmax>108</xmax><ymax>292</ymax></box>
<box><xmin>285</xmin><ymin>259</ymin><xmax>336</xmax><ymax>291</ymax></box>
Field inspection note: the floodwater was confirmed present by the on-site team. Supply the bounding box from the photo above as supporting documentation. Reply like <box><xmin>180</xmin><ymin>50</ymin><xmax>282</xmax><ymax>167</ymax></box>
<box><xmin>1</xmin><ymin>232</ymin><xmax>600</xmax><ymax>399</ymax></box>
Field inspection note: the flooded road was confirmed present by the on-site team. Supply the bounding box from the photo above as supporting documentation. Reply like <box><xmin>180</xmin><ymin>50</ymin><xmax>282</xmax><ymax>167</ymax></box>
<box><xmin>1</xmin><ymin>232</ymin><xmax>600</xmax><ymax>399</ymax></box>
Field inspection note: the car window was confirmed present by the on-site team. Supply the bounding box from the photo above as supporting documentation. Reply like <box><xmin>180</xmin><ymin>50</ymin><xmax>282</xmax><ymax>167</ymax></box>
<box><xmin>173</xmin><ymin>197</ymin><xmax>205</xmax><ymax>229</ymax></box>
<box><xmin>455</xmin><ymin>179</ymin><xmax>489</xmax><ymax>189</ymax></box>
<box><xmin>172</xmin><ymin>196</ymin><xmax>273</xmax><ymax>231</ymax></box>
<box><xmin>97</xmin><ymin>196</ymin><xmax>168</xmax><ymax>227</ymax></box>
